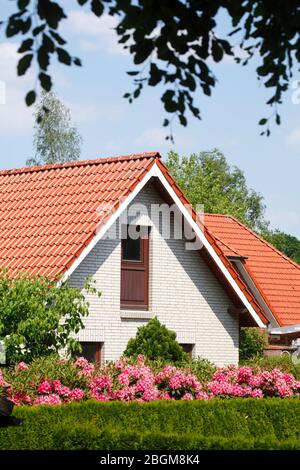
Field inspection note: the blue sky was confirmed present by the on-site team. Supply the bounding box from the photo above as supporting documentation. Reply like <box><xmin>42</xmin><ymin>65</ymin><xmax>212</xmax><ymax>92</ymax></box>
<box><xmin>0</xmin><ymin>2</ymin><xmax>299</xmax><ymax>237</ymax></box>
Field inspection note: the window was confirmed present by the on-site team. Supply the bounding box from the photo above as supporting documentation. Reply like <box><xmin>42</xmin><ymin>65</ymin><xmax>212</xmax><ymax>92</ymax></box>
<box><xmin>180</xmin><ymin>343</ymin><xmax>194</xmax><ymax>359</ymax></box>
<box><xmin>122</xmin><ymin>237</ymin><xmax>141</xmax><ymax>261</ymax></box>
<box><xmin>79</xmin><ymin>342</ymin><xmax>102</xmax><ymax>363</ymax></box>
<box><xmin>121</xmin><ymin>226</ymin><xmax>149</xmax><ymax>309</ymax></box>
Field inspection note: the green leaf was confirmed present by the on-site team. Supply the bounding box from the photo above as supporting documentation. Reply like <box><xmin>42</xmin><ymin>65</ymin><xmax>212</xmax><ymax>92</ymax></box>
<box><xmin>211</xmin><ymin>40</ymin><xmax>223</xmax><ymax>62</ymax></box>
<box><xmin>179</xmin><ymin>114</ymin><xmax>187</xmax><ymax>126</ymax></box>
<box><xmin>49</xmin><ymin>29</ymin><xmax>66</xmax><ymax>45</ymax></box>
<box><xmin>33</xmin><ymin>24</ymin><xmax>46</xmax><ymax>36</ymax></box>
<box><xmin>17</xmin><ymin>54</ymin><xmax>33</xmax><ymax>76</ymax></box>
<box><xmin>39</xmin><ymin>72</ymin><xmax>52</xmax><ymax>92</ymax></box>
<box><xmin>57</xmin><ymin>48</ymin><xmax>72</xmax><ymax>65</ymax></box>
<box><xmin>18</xmin><ymin>0</ymin><xmax>30</xmax><ymax>8</ymax></box>
<box><xmin>91</xmin><ymin>0</ymin><xmax>104</xmax><ymax>17</ymax></box>
<box><xmin>18</xmin><ymin>38</ymin><xmax>34</xmax><ymax>53</ymax></box>
<box><xmin>258</xmin><ymin>118</ymin><xmax>267</xmax><ymax>125</ymax></box>
<box><xmin>25</xmin><ymin>90</ymin><xmax>36</xmax><ymax>106</ymax></box>
<box><xmin>127</xmin><ymin>71</ymin><xmax>139</xmax><ymax>76</ymax></box>
<box><xmin>37</xmin><ymin>46</ymin><xmax>50</xmax><ymax>70</ymax></box>
<box><xmin>73</xmin><ymin>57</ymin><xmax>82</xmax><ymax>66</ymax></box>
<box><xmin>149</xmin><ymin>63</ymin><xmax>163</xmax><ymax>86</ymax></box>
<box><xmin>21</xmin><ymin>16</ymin><xmax>32</xmax><ymax>34</ymax></box>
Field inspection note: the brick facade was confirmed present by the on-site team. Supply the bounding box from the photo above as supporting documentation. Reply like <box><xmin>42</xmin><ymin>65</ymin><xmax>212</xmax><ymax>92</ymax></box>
<box><xmin>69</xmin><ymin>182</ymin><xmax>239</xmax><ymax>366</ymax></box>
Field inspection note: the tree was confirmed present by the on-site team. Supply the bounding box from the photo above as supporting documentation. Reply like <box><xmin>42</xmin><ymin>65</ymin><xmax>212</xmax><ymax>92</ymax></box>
<box><xmin>166</xmin><ymin>149</ymin><xmax>267</xmax><ymax>232</ymax></box>
<box><xmin>124</xmin><ymin>317</ymin><xmax>187</xmax><ymax>363</ymax></box>
<box><xmin>239</xmin><ymin>327</ymin><xmax>266</xmax><ymax>361</ymax></box>
<box><xmin>4</xmin><ymin>1</ymin><xmax>300</xmax><ymax>137</ymax></box>
<box><xmin>0</xmin><ymin>270</ymin><xmax>100</xmax><ymax>364</ymax></box>
<box><xmin>166</xmin><ymin>150</ymin><xmax>300</xmax><ymax>264</ymax></box>
<box><xmin>262</xmin><ymin>230</ymin><xmax>300</xmax><ymax>265</ymax></box>
<box><xmin>26</xmin><ymin>91</ymin><xmax>82</xmax><ymax>166</ymax></box>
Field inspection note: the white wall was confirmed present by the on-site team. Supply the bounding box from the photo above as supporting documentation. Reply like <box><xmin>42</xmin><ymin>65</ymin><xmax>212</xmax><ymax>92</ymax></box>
<box><xmin>69</xmin><ymin>182</ymin><xmax>239</xmax><ymax>366</ymax></box>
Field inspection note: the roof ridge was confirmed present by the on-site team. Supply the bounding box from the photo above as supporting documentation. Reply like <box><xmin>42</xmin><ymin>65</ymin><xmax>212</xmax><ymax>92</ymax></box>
<box><xmin>209</xmin><ymin>212</ymin><xmax>300</xmax><ymax>271</ymax></box>
<box><xmin>0</xmin><ymin>152</ymin><xmax>161</xmax><ymax>176</ymax></box>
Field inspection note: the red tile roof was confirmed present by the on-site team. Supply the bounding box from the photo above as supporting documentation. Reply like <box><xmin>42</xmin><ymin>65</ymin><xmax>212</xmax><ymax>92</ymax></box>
<box><xmin>0</xmin><ymin>153</ymin><xmax>267</xmax><ymax>325</ymax></box>
<box><xmin>0</xmin><ymin>153</ymin><xmax>158</xmax><ymax>277</ymax></box>
<box><xmin>204</xmin><ymin>214</ymin><xmax>300</xmax><ymax>326</ymax></box>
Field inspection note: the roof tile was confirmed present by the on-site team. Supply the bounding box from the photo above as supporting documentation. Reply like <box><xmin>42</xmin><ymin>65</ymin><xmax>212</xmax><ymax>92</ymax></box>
<box><xmin>205</xmin><ymin>214</ymin><xmax>300</xmax><ymax>326</ymax></box>
<box><xmin>0</xmin><ymin>153</ymin><xmax>158</xmax><ymax>277</ymax></box>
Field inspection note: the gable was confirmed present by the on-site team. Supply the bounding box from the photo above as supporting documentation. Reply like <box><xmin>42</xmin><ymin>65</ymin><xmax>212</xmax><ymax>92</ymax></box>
<box><xmin>0</xmin><ymin>152</ymin><xmax>267</xmax><ymax>328</ymax></box>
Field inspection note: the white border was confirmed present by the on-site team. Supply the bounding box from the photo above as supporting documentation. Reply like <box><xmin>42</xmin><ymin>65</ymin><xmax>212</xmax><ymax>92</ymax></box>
<box><xmin>61</xmin><ymin>162</ymin><xmax>266</xmax><ymax>328</ymax></box>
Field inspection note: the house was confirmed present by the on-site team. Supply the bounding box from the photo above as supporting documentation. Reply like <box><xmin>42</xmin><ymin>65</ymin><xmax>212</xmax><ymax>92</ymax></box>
<box><xmin>205</xmin><ymin>214</ymin><xmax>300</xmax><ymax>356</ymax></box>
<box><xmin>0</xmin><ymin>152</ymin><xmax>274</xmax><ymax>366</ymax></box>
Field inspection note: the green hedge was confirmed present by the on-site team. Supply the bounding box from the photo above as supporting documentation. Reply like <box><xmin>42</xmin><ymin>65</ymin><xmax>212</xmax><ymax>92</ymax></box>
<box><xmin>1</xmin><ymin>399</ymin><xmax>300</xmax><ymax>450</ymax></box>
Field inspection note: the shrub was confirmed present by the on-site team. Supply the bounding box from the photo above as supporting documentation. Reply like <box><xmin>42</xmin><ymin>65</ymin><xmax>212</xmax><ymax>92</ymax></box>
<box><xmin>0</xmin><ymin>400</ymin><xmax>300</xmax><ymax>449</ymax></box>
<box><xmin>0</xmin><ymin>270</ymin><xmax>100</xmax><ymax>364</ymax></box>
<box><xmin>4</xmin><ymin>355</ymin><xmax>89</xmax><ymax>406</ymax></box>
<box><xmin>239</xmin><ymin>327</ymin><xmax>265</xmax><ymax>361</ymax></box>
<box><xmin>2</xmin><ymin>356</ymin><xmax>300</xmax><ymax>405</ymax></box>
<box><xmin>243</xmin><ymin>355</ymin><xmax>300</xmax><ymax>380</ymax></box>
<box><xmin>124</xmin><ymin>317</ymin><xmax>187</xmax><ymax>363</ymax></box>
<box><xmin>186</xmin><ymin>357</ymin><xmax>217</xmax><ymax>383</ymax></box>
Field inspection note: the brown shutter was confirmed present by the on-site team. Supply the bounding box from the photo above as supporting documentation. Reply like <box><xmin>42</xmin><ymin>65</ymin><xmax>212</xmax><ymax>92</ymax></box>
<box><xmin>121</xmin><ymin>233</ymin><xmax>149</xmax><ymax>309</ymax></box>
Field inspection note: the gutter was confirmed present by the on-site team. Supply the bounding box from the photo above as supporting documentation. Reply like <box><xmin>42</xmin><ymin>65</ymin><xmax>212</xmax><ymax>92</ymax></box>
<box><xmin>268</xmin><ymin>323</ymin><xmax>300</xmax><ymax>335</ymax></box>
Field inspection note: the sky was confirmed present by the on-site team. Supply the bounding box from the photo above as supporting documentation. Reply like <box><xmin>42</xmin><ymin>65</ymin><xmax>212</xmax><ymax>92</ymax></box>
<box><xmin>0</xmin><ymin>2</ymin><xmax>299</xmax><ymax>238</ymax></box>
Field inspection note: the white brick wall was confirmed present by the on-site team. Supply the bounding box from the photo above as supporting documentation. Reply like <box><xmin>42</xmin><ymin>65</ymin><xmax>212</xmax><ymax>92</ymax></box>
<box><xmin>69</xmin><ymin>182</ymin><xmax>239</xmax><ymax>366</ymax></box>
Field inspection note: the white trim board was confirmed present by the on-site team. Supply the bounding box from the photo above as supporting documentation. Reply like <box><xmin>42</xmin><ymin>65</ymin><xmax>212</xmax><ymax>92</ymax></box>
<box><xmin>61</xmin><ymin>162</ymin><xmax>266</xmax><ymax>328</ymax></box>
<box><xmin>231</xmin><ymin>259</ymin><xmax>279</xmax><ymax>327</ymax></box>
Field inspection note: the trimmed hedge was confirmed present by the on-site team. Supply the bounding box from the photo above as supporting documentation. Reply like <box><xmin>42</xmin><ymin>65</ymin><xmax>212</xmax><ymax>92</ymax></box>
<box><xmin>1</xmin><ymin>399</ymin><xmax>300</xmax><ymax>450</ymax></box>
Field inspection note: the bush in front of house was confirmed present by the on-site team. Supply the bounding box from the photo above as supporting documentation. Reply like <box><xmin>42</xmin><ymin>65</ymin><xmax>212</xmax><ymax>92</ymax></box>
<box><xmin>123</xmin><ymin>317</ymin><xmax>187</xmax><ymax>363</ymax></box>
<box><xmin>1</xmin><ymin>399</ymin><xmax>300</xmax><ymax>450</ymax></box>
<box><xmin>242</xmin><ymin>354</ymin><xmax>300</xmax><ymax>380</ymax></box>
<box><xmin>0</xmin><ymin>269</ymin><xmax>101</xmax><ymax>364</ymax></box>
<box><xmin>2</xmin><ymin>355</ymin><xmax>300</xmax><ymax>406</ymax></box>
<box><xmin>239</xmin><ymin>327</ymin><xmax>266</xmax><ymax>361</ymax></box>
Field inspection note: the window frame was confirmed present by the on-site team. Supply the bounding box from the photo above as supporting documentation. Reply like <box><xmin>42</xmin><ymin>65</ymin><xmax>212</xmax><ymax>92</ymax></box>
<box><xmin>79</xmin><ymin>341</ymin><xmax>102</xmax><ymax>364</ymax></box>
<box><xmin>120</xmin><ymin>226</ymin><xmax>149</xmax><ymax>310</ymax></box>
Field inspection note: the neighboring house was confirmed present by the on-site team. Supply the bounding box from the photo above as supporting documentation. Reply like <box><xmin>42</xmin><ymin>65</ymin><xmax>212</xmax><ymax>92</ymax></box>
<box><xmin>205</xmin><ymin>214</ymin><xmax>300</xmax><ymax>356</ymax></box>
<box><xmin>0</xmin><ymin>152</ymin><xmax>272</xmax><ymax>366</ymax></box>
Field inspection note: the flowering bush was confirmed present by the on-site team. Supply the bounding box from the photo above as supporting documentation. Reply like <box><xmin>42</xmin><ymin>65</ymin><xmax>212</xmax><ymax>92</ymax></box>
<box><xmin>207</xmin><ymin>366</ymin><xmax>300</xmax><ymax>398</ymax></box>
<box><xmin>2</xmin><ymin>356</ymin><xmax>300</xmax><ymax>406</ymax></box>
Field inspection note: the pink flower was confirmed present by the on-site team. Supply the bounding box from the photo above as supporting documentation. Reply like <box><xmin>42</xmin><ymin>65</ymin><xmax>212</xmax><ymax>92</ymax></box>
<box><xmin>69</xmin><ymin>388</ymin><xmax>85</xmax><ymax>401</ymax></box>
<box><xmin>251</xmin><ymin>389</ymin><xmax>263</xmax><ymax>398</ymax></box>
<box><xmin>34</xmin><ymin>394</ymin><xmax>62</xmax><ymax>405</ymax></box>
<box><xmin>52</xmin><ymin>380</ymin><xmax>61</xmax><ymax>390</ymax></box>
<box><xmin>74</xmin><ymin>357</ymin><xmax>90</xmax><ymax>368</ymax></box>
<box><xmin>56</xmin><ymin>385</ymin><xmax>71</xmax><ymax>398</ymax></box>
<box><xmin>10</xmin><ymin>393</ymin><xmax>32</xmax><ymax>406</ymax></box>
<box><xmin>37</xmin><ymin>380</ymin><xmax>52</xmax><ymax>395</ymax></box>
<box><xmin>182</xmin><ymin>392</ymin><xmax>194</xmax><ymax>400</ymax></box>
<box><xmin>15</xmin><ymin>362</ymin><xmax>29</xmax><ymax>372</ymax></box>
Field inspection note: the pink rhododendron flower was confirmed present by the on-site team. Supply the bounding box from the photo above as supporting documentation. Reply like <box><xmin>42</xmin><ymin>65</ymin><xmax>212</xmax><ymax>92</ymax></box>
<box><xmin>52</xmin><ymin>380</ymin><xmax>61</xmax><ymax>390</ymax></box>
<box><xmin>37</xmin><ymin>380</ymin><xmax>52</xmax><ymax>395</ymax></box>
<box><xmin>15</xmin><ymin>362</ymin><xmax>29</xmax><ymax>372</ymax></box>
<box><xmin>182</xmin><ymin>392</ymin><xmax>194</xmax><ymax>400</ymax></box>
<box><xmin>74</xmin><ymin>357</ymin><xmax>90</xmax><ymax>368</ymax></box>
<box><xmin>34</xmin><ymin>394</ymin><xmax>62</xmax><ymax>405</ymax></box>
<box><xmin>69</xmin><ymin>388</ymin><xmax>85</xmax><ymax>401</ymax></box>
